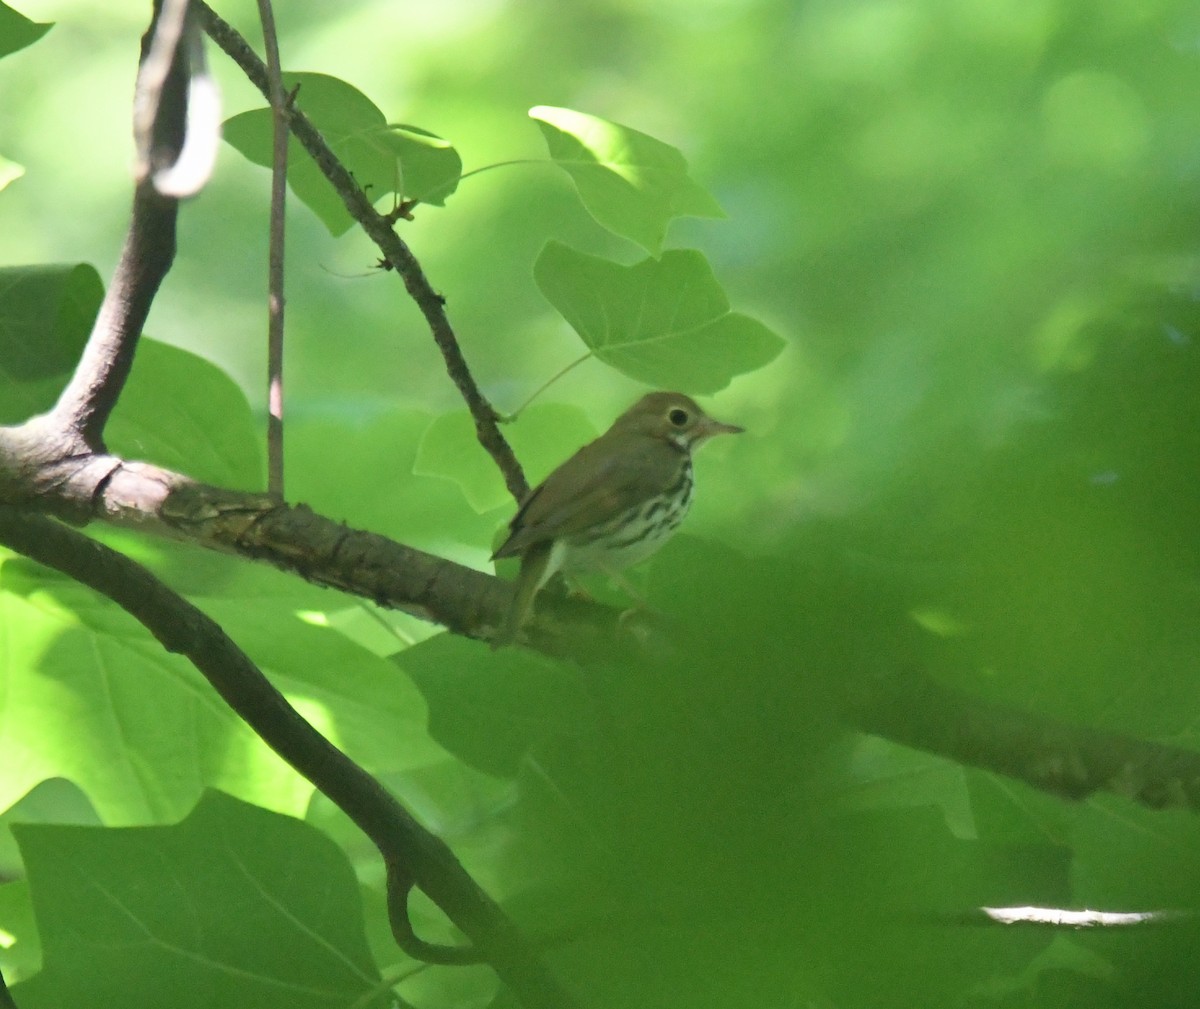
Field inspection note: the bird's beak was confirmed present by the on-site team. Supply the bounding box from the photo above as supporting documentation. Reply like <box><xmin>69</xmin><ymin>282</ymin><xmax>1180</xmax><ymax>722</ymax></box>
<box><xmin>699</xmin><ymin>417</ymin><xmax>745</xmax><ymax>439</ymax></box>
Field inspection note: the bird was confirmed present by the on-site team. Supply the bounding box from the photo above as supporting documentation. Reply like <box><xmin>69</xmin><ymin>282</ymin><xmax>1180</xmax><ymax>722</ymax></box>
<box><xmin>491</xmin><ymin>391</ymin><xmax>743</xmax><ymax>646</ymax></box>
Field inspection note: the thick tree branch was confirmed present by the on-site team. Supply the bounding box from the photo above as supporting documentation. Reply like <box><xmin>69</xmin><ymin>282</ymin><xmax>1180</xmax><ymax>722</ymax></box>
<box><xmin>50</xmin><ymin>0</ymin><xmax>217</xmax><ymax>449</ymax></box>
<box><xmin>846</xmin><ymin>664</ymin><xmax>1200</xmax><ymax>809</ymax></box>
<box><xmin>0</xmin><ymin>439</ymin><xmax>617</xmax><ymax>653</ymax></box>
<box><xmin>195</xmin><ymin>2</ymin><xmax>530</xmax><ymax>503</ymax></box>
<box><xmin>5</xmin><ymin>423</ymin><xmax>1200</xmax><ymax>817</ymax></box>
<box><xmin>0</xmin><ymin>506</ymin><xmax>578</xmax><ymax>1008</ymax></box>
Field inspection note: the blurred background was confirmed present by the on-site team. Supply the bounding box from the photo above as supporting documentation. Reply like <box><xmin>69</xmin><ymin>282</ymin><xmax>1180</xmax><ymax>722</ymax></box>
<box><xmin>5</xmin><ymin>2</ymin><xmax>1200</xmax><ymax>1006</ymax></box>
<box><xmin>3</xmin><ymin>1</ymin><xmax>1199</xmax><ymax>548</ymax></box>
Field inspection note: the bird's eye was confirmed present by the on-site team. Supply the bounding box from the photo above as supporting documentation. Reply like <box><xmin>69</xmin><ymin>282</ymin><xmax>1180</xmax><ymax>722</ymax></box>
<box><xmin>668</xmin><ymin>408</ymin><xmax>689</xmax><ymax>427</ymax></box>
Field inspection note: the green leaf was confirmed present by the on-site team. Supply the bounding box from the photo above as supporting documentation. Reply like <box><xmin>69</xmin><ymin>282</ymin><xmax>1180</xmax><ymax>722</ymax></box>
<box><xmin>0</xmin><ymin>263</ymin><xmax>102</xmax><ymax>424</ymax></box>
<box><xmin>0</xmin><ymin>880</ymin><xmax>39</xmax><ymax>985</ymax></box>
<box><xmin>286</xmin><ymin>405</ymin><xmax>500</xmax><ymax>549</ymax></box>
<box><xmin>11</xmin><ymin>791</ymin><xmax>381</xmax><ymax>1009</ymax></box>
<box><xmin>414</xmin><ymin>403</ymin><xmax>598</xmax><ymax>514</ymax></box>
<box><xmin>192</xmin><ymin>580</ymin><xmax>449</xmax><ymax>778</ymax></box>
<box><xmin>223</xmin><ymin>73</ymin><xmax>461</xmax><ymax>236</ymax></box>
<box><xmin>378</xmin><ymin>123</ymin><xmax>462</xmax><ymax>206</ymax></box>
<box><xmin>534</xmin><ymin>241</ymin><xmax>784</xmax><ymax>393</ymax></box>
<box><xmin>0</xmin><ymin>267</ymin><xmax>260</xmax><ymax>487</ymax></box>
<box><xmin>0</xmin><ymin>550</ymin><xmax>449</xmax><ymax>825</ymax></box>
<box><xmin>530</xmin><ymin>105</ymin><xmax>723</xmax><ymax>255</ymax></box>
<box><xmin>0</xmin><ymin>559</ymin><xmax>310</xmax><ymax>824</ymax></box>
<box><xmin>400</xmin><ymin>634</ymin><xmax>592</xmax><ymax>777</ymax></box>
<box><xmin>0</xmin><ymin>153</ymin><xmax>23</xmax><ymax>192</ymax></box>
<box><xmin>106</xmin><ymin>339</ymin><xmax>263</xmax><ymax>490</ymax></box>
<box><xmin>0</xmin><ymin>3</ymin><xmax>51</xmax><ymax>60</ymax></box>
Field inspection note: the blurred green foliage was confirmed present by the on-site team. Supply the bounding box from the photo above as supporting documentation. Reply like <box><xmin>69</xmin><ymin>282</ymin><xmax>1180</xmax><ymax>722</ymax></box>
<box><xmin>2</xmin><ymin>0</ymin><xmax>1200</xmax><ymax>1007</ymax></box>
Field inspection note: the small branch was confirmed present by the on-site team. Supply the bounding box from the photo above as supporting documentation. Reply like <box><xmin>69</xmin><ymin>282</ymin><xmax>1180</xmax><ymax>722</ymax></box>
<box><xmin>256</xmin><ymin>0</ymin><xmax>288</xmax><ymax>498</ymax></box>
<box><xmin>50</xmin><ymin>0</ymin><xmax>219</xmax><ymax>448</ymax></box>
<box><xmin>196</xmin><ymin>2</ymin><xmax>530</xmax><ymax>502</ymax></box>
<box><xmin>0</xmin><ymin>507</ymin><xmax>578</xmax><ymax>1009</ymax></box>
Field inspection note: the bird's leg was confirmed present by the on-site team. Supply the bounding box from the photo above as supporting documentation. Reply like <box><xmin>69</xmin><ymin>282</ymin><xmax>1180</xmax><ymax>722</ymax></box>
<box><xmin>596</xmin><ymin>564</ymin><xmax>648</xmax><ymax>606</ymax></box>
<box><xmin>492</xmin><ymin>541</ymin><xmax>556</xmax><ymax>649</ymax></box>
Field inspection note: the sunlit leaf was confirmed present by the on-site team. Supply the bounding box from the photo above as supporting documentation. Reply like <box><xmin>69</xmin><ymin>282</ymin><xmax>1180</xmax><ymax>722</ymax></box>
<box><xmin>0</xmin><ymin>153</ymin><xmax>23</xmax><ymax>192</ymax></box>
<box><xmin>11</xmin><ymin>791</ymin><xmax>380</xmax><ymax>1009</ymax></box>
<box><xmin>0</xmin><ymin>559</ymin><xmax>309</xmax><ymax>824</ymax></box>
<box><xmin>223</xmin><ymin>73</ymin><xmax>460</xmax><ymax>236</ymax></box>
<box><xmin>534</xmin><ymin>241</ymin><xmax>784</xmax><ymax>393</ymax></box>
<box><xmin>530</xmin><ymin>105</ymin><xmax>722</xmax><ymax>255</ymax></box>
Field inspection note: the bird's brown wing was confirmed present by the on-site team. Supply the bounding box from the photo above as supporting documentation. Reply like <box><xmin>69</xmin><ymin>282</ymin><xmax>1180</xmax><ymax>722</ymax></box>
<box><xmin>492</xmin><ymin>437</ymin><xmax>680</xmax><ymax>559</ymax></box>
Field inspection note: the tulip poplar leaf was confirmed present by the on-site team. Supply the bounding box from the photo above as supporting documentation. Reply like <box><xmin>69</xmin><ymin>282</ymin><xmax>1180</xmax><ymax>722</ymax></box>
<box><xmin>11</xmin><ymin>791</ymin><xmax>379</xmax><ymax>1009</ymax></box>
<box><xmin>0</xmin><ymin>264</ymin><xmax>101</xmax><ymax>423</ymax></box>
<box><xmin>107</xmin><ymin>340</ymin><xmax>263</xmax><ymax>490</ymax></box>
<box><xmin>0</xmin><ymin>3</ymin><xmax>51</xmax><ymax>60</ymax></box>
<box><xmin>401</xmin><ymin>634</ymin><xmax>592</xmax><ymax>777</ymax></box>
<box><xmin>530</xmin><ymin>105</ymin><xmax>723</xmax><ymax>255</ymax></box>
<box><xmin>534</xmin><ymin>241</ymin><xmax>784</xmax><ymax>393</ymax></box>
<box><xmin>224</xmin><ymin>73</ymin><xmax>461</xmax><ymax>236</ymax></box>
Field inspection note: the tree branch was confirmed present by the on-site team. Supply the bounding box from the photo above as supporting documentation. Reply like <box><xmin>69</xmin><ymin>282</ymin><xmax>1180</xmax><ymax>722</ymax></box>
<box><xmin>846</xmin><ymin>664</ymin><xmax>1200</xmax><ymax>809</ymax></box>
<box><xmin>195</xmin><ymin>2</ymin><xmax>530</xmax><ymax>503</ymax></box>
<box><xmin>49</xmin><ymin>0</ymin><xmax>217</xmax><ymax>449</ymax></box>
<box><xmin>5</xmin><ymin>421</ymin><xmax>1200</xmax><ymax>818</ymax></box>
<box><xmin>0</xmin><ymin>438</ymin><xmax>617</xmax><ymax>652</ymax></box>
<box><xmin>0</xmin><ymin>506</ymin><xmax>578</xmax><ymax>1008</ymax></box>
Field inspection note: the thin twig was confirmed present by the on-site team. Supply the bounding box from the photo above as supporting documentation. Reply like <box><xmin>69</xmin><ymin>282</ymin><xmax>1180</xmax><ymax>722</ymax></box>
<box><xmin>0</xmin><ymin>507</ymin><xmax>579</xmax><ymax>1009</ymax></box>
<box><xmin>256</xmin><ymin>0</ymin><xmax>288</xmax><ymax>499</ymax></box>
<box><xmin>196</xmin><ymin>2</ymin><xmax>530</xmax><ymax>503</ymax></box>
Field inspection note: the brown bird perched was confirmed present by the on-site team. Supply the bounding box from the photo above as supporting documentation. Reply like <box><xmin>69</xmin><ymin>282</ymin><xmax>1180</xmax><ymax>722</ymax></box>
<box><xmin>491</xmin><ymin>391</ymin><xmax>743</xmax><ymax>646</ymax></box>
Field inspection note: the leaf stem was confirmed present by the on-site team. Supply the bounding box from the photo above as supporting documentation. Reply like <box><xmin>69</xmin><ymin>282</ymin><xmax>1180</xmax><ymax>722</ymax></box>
<box><xmin>411</xmin><ymin>159</ymin><xmax>551</xmax><ymax>209</ymax></box>
<box><xmin>504</xmin><ymin>352</ymin><xmax>593</xmax><ymax>421</ymax></box>
<box><xmin>347</xmin><ymin>963</ymin><xmax>429</xmax><ymax>1009</ymax></box>
<box><xmin>456</xmin><ymin>158</ymin><xmax>548</xmax><ymax>183</ymax></box>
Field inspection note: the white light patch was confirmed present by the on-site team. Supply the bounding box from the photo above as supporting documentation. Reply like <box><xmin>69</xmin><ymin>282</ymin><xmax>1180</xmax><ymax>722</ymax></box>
<box><xmin>981</xmin><ymin>905</ymin><xmax>1182</xmax><ymax>927</ymax></box>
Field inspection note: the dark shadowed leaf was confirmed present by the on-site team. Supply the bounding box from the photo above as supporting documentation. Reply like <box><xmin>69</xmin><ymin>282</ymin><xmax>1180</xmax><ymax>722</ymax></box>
<box><xmin>0</xmin><ymin>3</ymin><xmax>51</xmax><ymax>60</ymax></box>
<box><xmin>11</xmin><ymin>791</ymin><xmax>380</xmax><ymax>1009</ymax></box>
